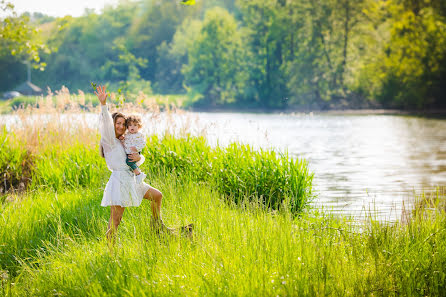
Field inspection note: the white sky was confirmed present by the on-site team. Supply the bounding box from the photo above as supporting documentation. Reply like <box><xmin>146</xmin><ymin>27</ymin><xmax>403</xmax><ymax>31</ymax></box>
<box><xmin>6</xmin><ymin>0</ymin><xmax>119</xmax><ymax>17</ymax></box>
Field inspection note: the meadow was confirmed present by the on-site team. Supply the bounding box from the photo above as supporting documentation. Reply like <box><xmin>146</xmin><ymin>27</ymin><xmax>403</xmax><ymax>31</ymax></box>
<box><xmin>0</xmin><ymin>96</ymin><xmax>445</xmax><ymax>296</ymax></box>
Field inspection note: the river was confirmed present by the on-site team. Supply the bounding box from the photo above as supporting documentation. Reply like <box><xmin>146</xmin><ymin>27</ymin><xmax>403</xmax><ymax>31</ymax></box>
<box><xmin>176</xmin><ymin>112</ymin><xmax>446</xmax><ymax>222</ymax></box>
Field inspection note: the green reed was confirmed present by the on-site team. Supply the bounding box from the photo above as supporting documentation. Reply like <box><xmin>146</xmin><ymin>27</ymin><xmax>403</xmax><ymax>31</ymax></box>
<box><xmin>30</xmin><ymin>143</ymin><xmax>107</xmax><ymax>191</ymax></box>
<box><xmin>144</xmin><ymin>134</ymin><xmax>314</xmax><ymax>213</ymax></box>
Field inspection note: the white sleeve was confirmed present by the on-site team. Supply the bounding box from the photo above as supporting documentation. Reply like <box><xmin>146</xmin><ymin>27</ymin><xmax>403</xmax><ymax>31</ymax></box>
<box><xmin>99</xmin><ymin>104</ymin><xmax>116</xmax><ymax>153</ymax></box>
<box><xmin>136</xmin><ymin>154</ymin><xmax>145</xmax><ymax>166</ymax></box>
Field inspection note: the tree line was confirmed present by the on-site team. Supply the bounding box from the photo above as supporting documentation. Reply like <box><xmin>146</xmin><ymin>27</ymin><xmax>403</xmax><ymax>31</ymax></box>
<box><xmin>1</xmin><ymin>0</ymin><xmax>445</xmax><ymax>110</ymax></box>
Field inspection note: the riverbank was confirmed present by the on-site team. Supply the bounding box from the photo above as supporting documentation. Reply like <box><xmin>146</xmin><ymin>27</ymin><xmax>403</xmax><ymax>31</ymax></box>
<box><xmin>1</xmin><ymin>106</ymin><xmax>446</xmax><ymax>296</ymax></box>
<box><xmin>189</xmin><ymin>106</ymin><xmax>446</xmax><ymax>118</ymax></box>
<box><xmin>2</xmin><ymin>92</ymin><xmax>446</xmax><ymax>117</ymax></box>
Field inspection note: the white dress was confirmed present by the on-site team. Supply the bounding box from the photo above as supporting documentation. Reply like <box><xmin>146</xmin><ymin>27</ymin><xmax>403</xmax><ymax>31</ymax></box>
<box><xmin>99</xmin><ymin>104</ymin><xmax>151</xmax><ymax>207</ymax></box>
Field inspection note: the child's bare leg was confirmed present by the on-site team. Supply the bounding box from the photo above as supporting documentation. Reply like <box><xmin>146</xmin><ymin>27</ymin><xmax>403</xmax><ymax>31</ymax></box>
<box><xmin>133</xmin><ymin>168</ymin><xmax>141</xmax><ymax>175</ymax></box>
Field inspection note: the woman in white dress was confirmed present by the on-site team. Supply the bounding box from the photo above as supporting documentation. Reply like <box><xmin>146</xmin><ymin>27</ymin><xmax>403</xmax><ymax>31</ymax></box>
<box><xmin>95</xmin><ymin>85</ymin><xmax>190</xmax><ymax>242</ymax></box>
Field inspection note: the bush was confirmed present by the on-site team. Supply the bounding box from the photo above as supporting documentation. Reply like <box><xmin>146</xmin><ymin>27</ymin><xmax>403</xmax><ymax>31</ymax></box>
<box><xmin>31</xmin><ymin>144</ymin><xmax>106</xmax><ymax>191</ymax></box>
<box><xmin>144</xmin><ymin>134</ymin><xmax>314</xmax><ymax>213</ymax></box>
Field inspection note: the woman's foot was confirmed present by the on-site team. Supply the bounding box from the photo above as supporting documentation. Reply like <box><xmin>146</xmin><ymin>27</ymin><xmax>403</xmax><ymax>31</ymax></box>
<box><xmin>151</xmin><ymin>218</ymin><xmax>176</xmax><ymax>235</ymax></box>
<box><xmin>180</xmin><ymin>223</ymin><xmax>194</xmax><ymax>238</ymax></box>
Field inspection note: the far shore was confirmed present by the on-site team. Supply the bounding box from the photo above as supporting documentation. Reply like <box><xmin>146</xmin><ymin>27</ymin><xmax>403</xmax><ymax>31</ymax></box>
<box><xmin>188</xmin><ymin>106</ymin><xmax>446</xmax><ymax>117</ymax></box>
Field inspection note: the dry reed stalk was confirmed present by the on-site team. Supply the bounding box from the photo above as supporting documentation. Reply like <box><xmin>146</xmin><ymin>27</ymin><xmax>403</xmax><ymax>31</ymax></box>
<box><xmin>6</xmin><ymin>86</ymin><xmax>209</xmax><ymax>153</ymax></box>
<box><xmin>13</xmin><ymin>106</ymin><xmax>98</xmax><ymax>154</ymax></box>
<box><xmin>77</xmin><ymin>90</ymin><xmax>86</xmax><ymax>106</ymax></box>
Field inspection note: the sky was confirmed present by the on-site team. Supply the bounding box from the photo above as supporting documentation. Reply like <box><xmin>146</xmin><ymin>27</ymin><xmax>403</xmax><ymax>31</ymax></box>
<box><xmin>6</xmin><ymin>0</ymin><xmax>119</xmax><ymax>17</ymax></box>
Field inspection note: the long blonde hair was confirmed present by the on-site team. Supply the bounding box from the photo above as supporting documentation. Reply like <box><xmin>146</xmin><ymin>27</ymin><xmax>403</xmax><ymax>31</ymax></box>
<box><xmin>100</xmin><ymin>112</ymin><xmax>126</xmax><ymax>158</ymax></box>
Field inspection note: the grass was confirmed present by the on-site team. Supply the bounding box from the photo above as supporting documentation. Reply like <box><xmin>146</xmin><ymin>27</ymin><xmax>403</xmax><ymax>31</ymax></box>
<box><xmin>1</xmin><ymin>177</ymin><xmax>445</xmax><ymax>296</ymax></box>
<box><xmin>0</xmin><ymin>100</ymin><xmax>445</xmax><ymax>296</ymax></box>
<box><xmin>144</xmin><ymin>134</ymin><xmax>313</xmax><ymax>213</ymax></box>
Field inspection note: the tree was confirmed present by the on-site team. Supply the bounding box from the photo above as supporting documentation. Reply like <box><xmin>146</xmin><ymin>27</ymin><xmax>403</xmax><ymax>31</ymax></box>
<box><xmin>33</xmin><ymin>2</ymin><xmax>138</xmax><ymax>91</ymax></box>
<box><xmin>237</xmin><ymin>0</ymin><xmax>290</xmax><ymax>108</ymax></box>
<box><xmin>127</xmin><ymin>0</ymin><xmax>197</xmax><ymax>84</ymax></box>
<box><xmin>353</xmin><ymin>0</ymin><xmax>446</xmax><ymax>108</ymax></box>
<box><xmin>154</xmin><ymin>18</ymin><xmax>202</xmax><ymax>94</ymax></box>
<box><xmin>0</xmin><ymin>1</ymin><xmax>48</xmax><ymax>91</ymax></box>
<box><xmin>284</xmin><ymin>0</ymin><xmax>367</xmax><ymax>108</ymax></box>
<box><xmin>182</xmin><ymin>7</ymin><xmax>249</xmax><ymax>106</ymax></box>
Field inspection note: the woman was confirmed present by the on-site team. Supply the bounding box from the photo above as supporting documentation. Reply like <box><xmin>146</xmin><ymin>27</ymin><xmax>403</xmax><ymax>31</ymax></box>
<box><xmin>95</xmin><ymin>85</ymin><xmax>191</xmax><ymax>242</ymax></box>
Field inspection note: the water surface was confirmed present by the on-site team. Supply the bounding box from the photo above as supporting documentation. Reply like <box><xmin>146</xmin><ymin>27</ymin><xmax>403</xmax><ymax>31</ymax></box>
<box><xmin>184</xmin><ymin>112</ymin><xmax>446</xmax><ymax>221</ymax></box>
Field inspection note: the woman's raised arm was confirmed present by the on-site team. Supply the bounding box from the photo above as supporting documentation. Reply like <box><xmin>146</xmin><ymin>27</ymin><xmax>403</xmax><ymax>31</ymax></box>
<box><xmin>95</xmin><ymin>85</ymin><xmax>108</xmax><ymax>106</ymax></box>
<box><xmin>96</xmin><ymin>85</ymin><xmax>115</xmax><ymax>150</ymax></box>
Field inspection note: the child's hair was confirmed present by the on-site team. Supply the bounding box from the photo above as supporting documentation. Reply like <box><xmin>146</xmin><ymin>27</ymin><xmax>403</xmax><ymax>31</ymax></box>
<box><xmin>126</xmin><ymin>115</ymin><xmax>143</xmax><ymax>128</ymax></box>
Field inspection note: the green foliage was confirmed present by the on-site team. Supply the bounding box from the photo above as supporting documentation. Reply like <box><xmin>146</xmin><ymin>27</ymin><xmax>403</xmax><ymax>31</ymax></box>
<box><xmin>2</xmin><ymin>0</ymin><xmax>446</xmax><ymax>109</ymax></box>
<box><xmin>180</xmin><ymin>0</ymin><xmax>196</xmax><ymax>5</ymax></box>
<box><xmin>8</xmin><ymin>96</ymin><xmax>37</xmax><ymax>109</ymax></box>
<box><xmin>128</xmin><ymin>0</ymin><xmax>196</xmax><ymax>84</ymax></box>
<box><xmin>32</xmin><ymin>3</ymin><xmax>139</xmax><ymax>91</ymax></box>
<box><xmin>237</xmin><ymin>0</ymin><xmax>290</xmax><ymax>107</ymax></box>
<box><xmin>0</xmin><ymin>127</ymin><xmax>32</xmax><ymax>194</ymax></box>
<box><xmin>154</xmin><ymin>18</ymin><xmax>203</xmax><ymax>94</ymax></box>
<box><xmin>31</xmin><ymin>143</ymin><xmax>106</xmax><ymax>191</ymax></box>
<box><xmin>0</xmin><ymin>1</ymin><xmax>49</xmax><ymax>91</ymax></box>
<box><xmin>183</xmin><ymin>7</ymin><xmax>249</xmax><ymax>106</ymax></box>
<box><xmin>353</xmin><ymin>1</ymin><xmax>446</xmax><ymax>109</ymax></box>
<box><xmin>0</xmin><ymin>1</ymin><xmax>48</xmax><ymax>66</ymax></box>
<box><xmin>143</xmin><ymin>134</ymin><xmax>313</xmax><ymax>213</ymax></box>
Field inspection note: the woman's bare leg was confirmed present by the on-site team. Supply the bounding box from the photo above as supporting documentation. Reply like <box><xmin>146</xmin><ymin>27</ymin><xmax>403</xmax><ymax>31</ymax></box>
<box><xmin>106</xmin><ymin>205</ymin><xmax>125</xmax><ymax>244</ymax></box>
<box><xmin>143</xmin><ymin>186</ymin><xmax>163</xmax><ymax>220</ymax></box>
<box><xmin>143</xmin><ymin>187</ymin><xmax>175</xmax><ymax>233</ymax></box>
<box><xmin>143</xmin><ymin>187</ymin><xmax>192</xmax><ymax>236</ymax></box>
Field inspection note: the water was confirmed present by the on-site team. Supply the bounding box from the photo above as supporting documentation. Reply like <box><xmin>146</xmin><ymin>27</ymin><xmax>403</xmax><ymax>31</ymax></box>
<box><xmin>4</xmin><ymin>111</ymin><xmax>446</xmax><ymax>221</ymax></box>
<box><xmin>176</xmin><ymin>112</ymin><xmax>446</xmax><ymax>221</ymax></box>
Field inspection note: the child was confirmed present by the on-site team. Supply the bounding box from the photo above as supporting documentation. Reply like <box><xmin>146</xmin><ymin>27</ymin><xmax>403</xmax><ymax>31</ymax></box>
<box><xmin>119</xmin><ymin>115</ymin><xmax>147</xmax><ymax>184</ymax></box>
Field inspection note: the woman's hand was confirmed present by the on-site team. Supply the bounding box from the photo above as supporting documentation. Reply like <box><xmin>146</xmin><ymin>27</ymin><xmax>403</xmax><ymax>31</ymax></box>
<box><xmin>95</xmin><ymin>85</ymin><xmax>108</xmax><ymax>105</ymax></box>
<box><xmin>128</xmin><ymin>152</ymin><xmax>141</xmax><ymax>162</ymax></box>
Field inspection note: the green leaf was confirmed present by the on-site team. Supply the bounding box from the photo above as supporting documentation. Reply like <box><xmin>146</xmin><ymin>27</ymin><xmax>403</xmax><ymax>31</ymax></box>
<box><xmin>180</xmin><ymin>0</ymin><xmax>195</xmax><ymax>5</ymax></box>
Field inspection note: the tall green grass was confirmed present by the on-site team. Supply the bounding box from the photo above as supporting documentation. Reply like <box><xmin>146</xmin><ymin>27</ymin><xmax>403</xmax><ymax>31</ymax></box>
<box><xmin>144</xmin><ymin>134</ymin><xmax>313</xmax><ymax>213</ymax></box>
<box><xmin>1</xmin><ymin>172</ymin><xmax>445</xmax><ymax>296</ymax></box>
<box><xmin>31</xmin><ymin>143</ymin><xmax>107</xmax><ymax>191</ymax></box>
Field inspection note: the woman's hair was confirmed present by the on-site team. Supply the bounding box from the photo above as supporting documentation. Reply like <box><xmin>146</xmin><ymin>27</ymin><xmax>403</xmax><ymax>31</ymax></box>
<box><xmin>100</xmin><ymin>112</ymin><xmax>126</xmax><ymax>158</ymax></box>
<box><xmin>126</xmin><ymin>114</ymin><xmax>142</xmax><ymax>128</ymax></box>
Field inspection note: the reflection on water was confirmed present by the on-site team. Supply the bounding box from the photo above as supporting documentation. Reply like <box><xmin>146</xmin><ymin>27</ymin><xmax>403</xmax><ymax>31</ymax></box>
<box><xmin>186</xmin><ymin>113</ymin><xmax>446</xmax><ymax>222</ymax></box>
<box><xmin>3</xmin><ymin>111</ymin><xmax>445</xmax><ymax>221</ymax></box>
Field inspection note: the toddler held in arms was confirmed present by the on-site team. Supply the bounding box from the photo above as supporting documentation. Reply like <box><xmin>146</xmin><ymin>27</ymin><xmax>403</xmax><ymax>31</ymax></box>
<box><xmin>119</xmin><ymin>115</ymin><xmax>147</xmax><ymax>184</ymax></box>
